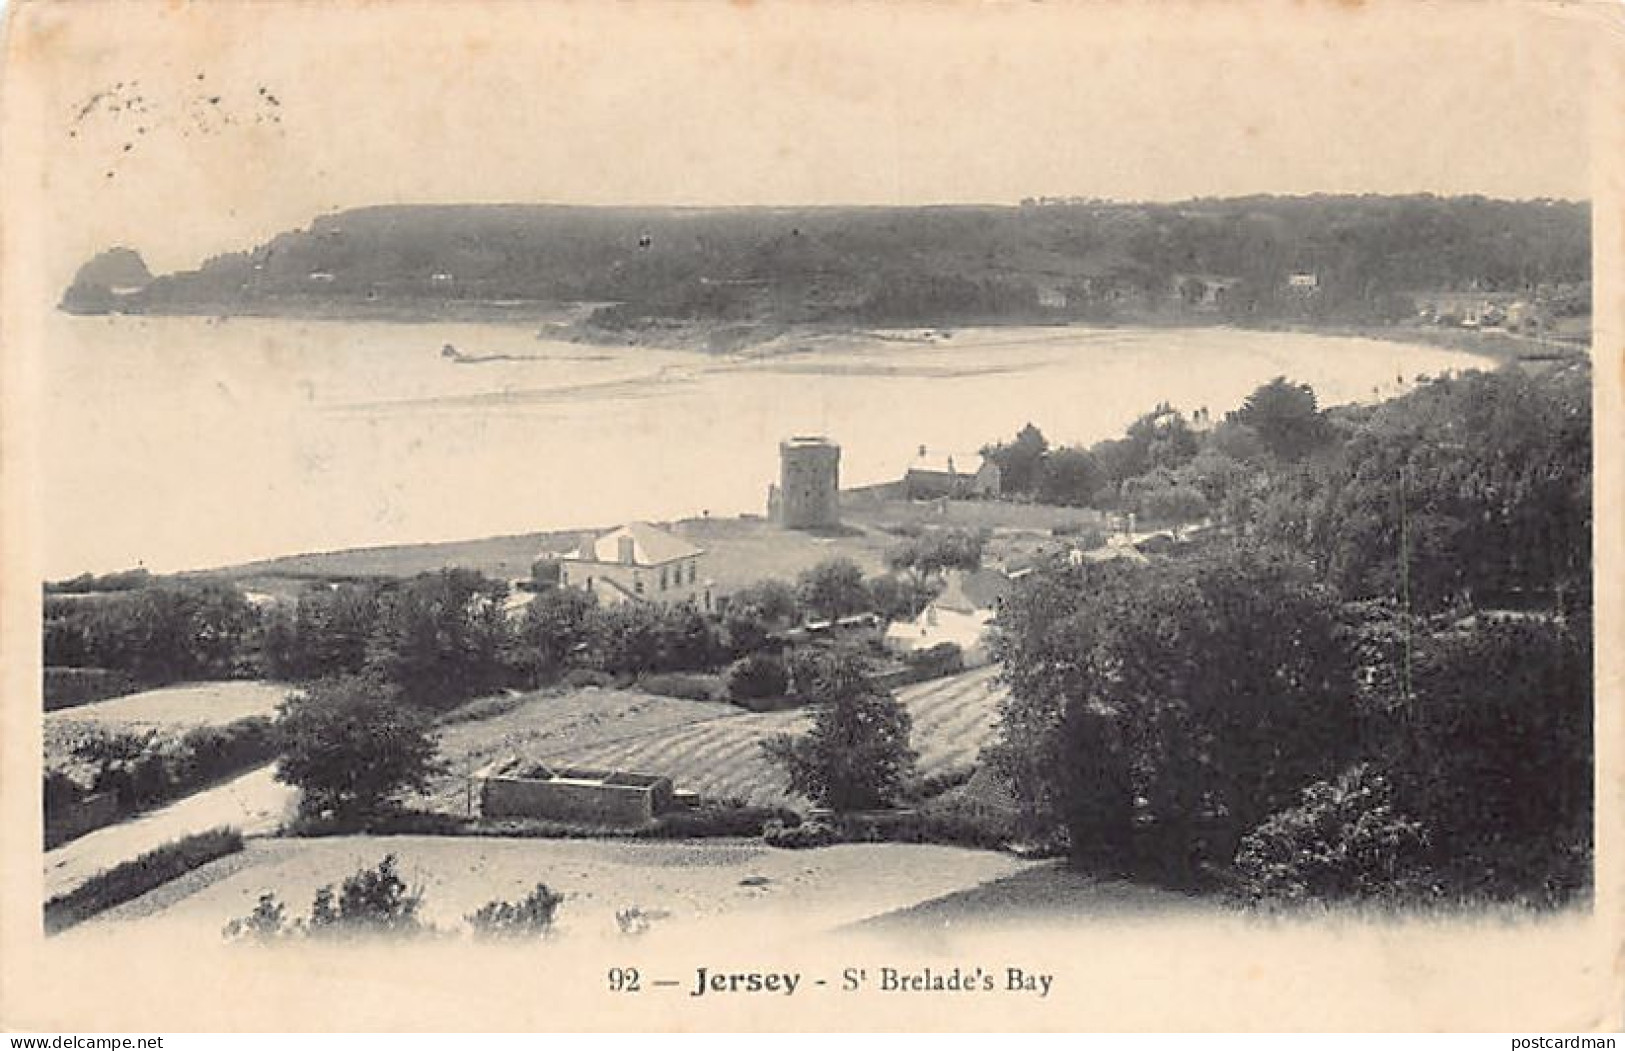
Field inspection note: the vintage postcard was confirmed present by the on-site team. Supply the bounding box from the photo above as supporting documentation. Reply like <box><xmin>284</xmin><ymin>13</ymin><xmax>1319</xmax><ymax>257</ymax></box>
<box><xmin>0</xmin><ymin>0</ymin><xmax>1620</xmax><ymax>1033</ymax></box>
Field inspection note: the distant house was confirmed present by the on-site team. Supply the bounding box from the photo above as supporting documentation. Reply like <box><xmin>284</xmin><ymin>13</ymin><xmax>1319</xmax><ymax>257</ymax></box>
<box><xmin>1287</xmin><ymin>272</ymin><xmax>1320</xmax><ymax>291</ymax></box>
<box><xmin>557</xmin><ymin>522</ymin><xmax>713</xmax><ymax>610</ymax></box>
<box><xmin>1170</xmin><ymin>273</ymin><xmax>1241</xmax><ymax>310</ymax></box>
<box><xmin>1078</xmin><ymin>535</ymin><xmax>1151</xmax><ymax>566</ymax></box>
<box><xmin>903</xmin><ymin>447</ymin><xmax>1002</xmax><ymax>500</ymax></box>
<box><xmin>883</xmin><ymin>568</ymin><xmax>1011</xmax><ymax>667</ymax></box>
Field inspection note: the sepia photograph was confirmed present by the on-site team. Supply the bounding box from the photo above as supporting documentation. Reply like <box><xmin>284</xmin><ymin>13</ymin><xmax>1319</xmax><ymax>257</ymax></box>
<box><xmin>0</xmin><ymin>0</ymin><xmax>1619</xmax><ymax>1034</ymax></box>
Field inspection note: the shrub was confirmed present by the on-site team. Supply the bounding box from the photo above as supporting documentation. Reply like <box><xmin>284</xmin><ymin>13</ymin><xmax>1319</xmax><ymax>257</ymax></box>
<box><xmin>616</xmin><ymin>906</ymin><xmax>670</xmax><ymax>936</ymax></box>
<box><xmin>638</xmin><ymin>672</ymin><xmax>721</xmax><ymax>703</ymax></box>
<box><xmin>763</xmin><ymin>818</ymin><xmax>839</xmax><ymax>849</ymax></box>
<box><xmin>646</xmin><ymin>804</ymin><xmax>799</xmax><ymax>839</ymax></box>
<box><xmin>43</xmin><ymin>667</ymin><xmax>139</xmax><ymax>711</ymax></box>
<box><xmin>725</xmin><ymin>652</ymin><xmax>788</xmax><ymax>704</ymax></box>
<box><xmin>224</xmin><ymin>855</ymin><xmax>429</xmax><ymax>942</ymax></box>
<box><xmin>223</xmin><ymin>893</ymin><xmax>291</xmax><ymax>943</ymax></box>
<box><xmin>466</xmin><ymin>883</ymin><xmax>564</xmax><ymax>939</ymax></box>
<box><xmin>69</xmin><ymin>718</ymin><xmax>280</xmax><ymax>818</ymax></box>
<box><xmin>47</xmin><ymin>827</ymin><xmax>243</xmax><ymax>934</ymax></box>
<box><xmin>1233</xmin><ymin>764</ymin><xmax>1430</xmax><ymax>906</ymax></box>
<box><xmin>306</xmin><ymin>855</ymin><xmax>426</xmax><ymax>938</ymax></box>
<box><xmin>904</xmin><ymin>764</ymin><xmax>977</xmax><ymax>803</ymax></box>
<box><xmin>436</xmin><ymin>692</ymin><xmax>528</xmax><ymax>726</ymax></box>
<box><xmin>561</xmin><ymin>668</ymin><xmax>616</xmax><ymax>690</ymax></box>
<box><xmin>901</xmin><ymin>641</ymin><xmax>963</xmax><ymax>680</ymax></box>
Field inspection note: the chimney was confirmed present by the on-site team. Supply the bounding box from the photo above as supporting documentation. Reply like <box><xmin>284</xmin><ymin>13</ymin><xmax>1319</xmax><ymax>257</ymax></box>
<box><xmin>617</xmin><ymin>535</ymin><xmax>637</xmax><ymax>565</ymax></box>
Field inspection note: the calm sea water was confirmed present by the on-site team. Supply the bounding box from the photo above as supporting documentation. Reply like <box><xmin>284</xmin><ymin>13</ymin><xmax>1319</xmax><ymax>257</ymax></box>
<box><xmin>41</xmin><ymin>315</ymin><xmax>1493</xmax><ymax>576</ymax></box>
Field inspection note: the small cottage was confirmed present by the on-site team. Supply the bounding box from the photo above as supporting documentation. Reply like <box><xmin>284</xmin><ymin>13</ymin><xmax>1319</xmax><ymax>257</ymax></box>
<box><xmin>883</xmin><ymin>568</ymin><xmax>1012</xmax><ymax>667</ymax></box>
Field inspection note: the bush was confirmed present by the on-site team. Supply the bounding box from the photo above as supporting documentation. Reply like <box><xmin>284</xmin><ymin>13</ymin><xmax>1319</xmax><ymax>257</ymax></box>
<box><xmin>763</xmin><ymin>818</ymin><xmax>839</xmax><ymax>849</ymax></box>
<box><xmin>904</xmin><ymin>764</ymin><xmax>977</xmax><ymax>803</ymax></box>
<box><xmin>285</xmin><ymin>809</ymin><xmax>470</xmax><ymax>838</ymax></box>
<box><xmin>561</xmin><ymin>668</ymin><xmax>616</xmax><ymax>690</ymax></box>
<box><xmin>1233</xmin><ymin>764</ymin><xmax>1430</xmax><ymax>906</ymax></box>
<box><xmin>43</xmin><ymin>667</ymin><xmax>139</xmax><ymax>711</ymax></box>
<box><xmin>646</xmin><ymin>804</ymin><xmax>800</xmax><ymax>839</ymax></box>
<box><xmin>48</xmin><ymin>827</ymin><xmax>243</xmax><ymax>934</ymax></box>
<box><xmin>222</xmin><ymin>893</ymin><xmax>290</xmax><ymax>943</ymax></box>
<box><xmin>725</xmin><ymin>652</ymin><xmax>788</xmax><ymax>704</ymax></box>
<box><xmin>637</xmin><ymin>672</ymin><xmax>721</xmax><ymax>703</ymax></box>
<box><xmin>832</xmin><ymin>798</ymin><xmax>1018</xmax><ymax>851</ymax></box>
<box><xmin>901</xmin><ymin>641</ymin><xmax>963</xmax><ymax>680</ymax></box>
<box><xmin>65</xmin><ymin>717</ymin><xmax>280</xmax><ymax>820</ymax></box>
<box><xmin>466</xmin><ymin>883</ymin><xmax>564</xmax><ymax>939</ymax></box>
<box><xmin>308</xmin><ymin>855</ymin><xmax>424</xmax><ymax>936</ymax></box>
<box><xmin>436</xmin><ymin>692</ymin><xmax>528</xmax><ymax>726</ymax></box>
<box><xmin>224</xmin><ymin>854</ymin><xmax>429</xmax><ymax>942</ymax></box>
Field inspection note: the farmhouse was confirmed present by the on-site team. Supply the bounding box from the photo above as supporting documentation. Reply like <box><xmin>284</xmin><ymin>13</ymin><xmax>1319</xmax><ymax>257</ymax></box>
<box><xmin>557</xmin><ymin>522</ymin><xmax>713</xmax><ymax>610</ymax></box>
<box><xmin>883</xmin><ymin>568</ymin><xmax>1011</xmax><ymax>667</ymax></box>
<box><xmin>903</xmin><ymin>448</ymin><xmax>1001</xmax><ymax>500</ymax></box>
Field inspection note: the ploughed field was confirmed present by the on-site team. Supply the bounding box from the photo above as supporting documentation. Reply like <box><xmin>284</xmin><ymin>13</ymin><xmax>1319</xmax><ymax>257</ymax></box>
<box><xmin>420</xmin><ymin>665</ymin><xmax>1008</xmax><ymax>813</ymax></box>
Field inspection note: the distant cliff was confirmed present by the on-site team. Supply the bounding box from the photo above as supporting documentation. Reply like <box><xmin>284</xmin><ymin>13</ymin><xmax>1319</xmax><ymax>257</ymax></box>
<box><xmin>61</xmin><ymin>197</ymin><xmax>1590</xmax><ymax>329</ymax></box>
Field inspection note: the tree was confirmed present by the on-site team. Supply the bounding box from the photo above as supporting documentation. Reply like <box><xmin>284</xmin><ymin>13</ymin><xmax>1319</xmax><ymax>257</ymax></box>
<box><xmin>364</xmin><ymin>569</ymin><xmax>512</xmax><ymax>708</ymax></box>
<box><xmin>586</xmin><ymin>602</ymin><xmax>721</xmax><ymax>675</ymax></box>
<box><xmin>1036</xmin><ymin>447</ymin><xmax>1103</xmax><ymax>507</ymax></box>
<box><xmin>1234</xmin><ymin>376</ymin><xmax>1330</xmax><ymax>461</ymax></box>
<box><xmin>1392</xmin><ymin>616</ymin><xmax>1592</xmax><ymax>898</ymax></box>
<box><xmin>866</xmin><ymin>573</ymin><xmax>939</xmax><ymax>622</ymax></box>
<box><xmin>284</xmin><ymin>582</ymin><xmax>382</xmax><ymax>681</ymax></box>
<box><xmin>1120</xmin><ymin>468</ymin><xmax>1209</xmax><ymax>534</ymax></box>
<box><xmin>982</xmin><ymin>423</ymin><xmax>1049</xmax><ymax>495</ymax></box>
<box><xmin>796</xmin><ymin>557</ymin><xmax>870</xmax><ymax>621</ymax></box>
<box><xmin>274</xmin><ymin>677</ymin><xmax>446</xmax><ymax>820</ymax></box>
<box><xmin>885</xmin><ymin>528</ymin><xmax>987</xmax><ymax>576</ymax></box>
<box><xmin>763</xmin><ymin>651</ymin><xmax>917</xmax><ymax>811</ymax></box>
<box><xmin>726</xmin><ymin>579</ymin><xmax>800</xmax><ymax>627</ymax></box>
<box><xmin>989</xmin><ymin>544</ymin><xmax>1356</xmax><ymax>882</ymax></box>
<box><xmin>509</xmin><ymin>585</ymin><xmax>596</xmax><ymax>685</ymax></box>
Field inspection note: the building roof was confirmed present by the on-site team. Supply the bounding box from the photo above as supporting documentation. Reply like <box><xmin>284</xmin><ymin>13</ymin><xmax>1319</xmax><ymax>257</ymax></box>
<box><xmin>906</xmin><ymin>449</ymin><xmax>988</xmax><ymax>477</ymax></box>
<box><xmin>564</xmin><ymin>522</ymin><xmax>703</xmax><ymax>566</ymax></box>
<box><xmin>932</xmin><ymin>568</ymin><xmax>1012</xmax><ymax>614</ymax></box>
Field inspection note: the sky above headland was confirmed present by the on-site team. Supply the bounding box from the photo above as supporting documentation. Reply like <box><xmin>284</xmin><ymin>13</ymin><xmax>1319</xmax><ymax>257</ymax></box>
<box><xmin>1</xmin><ymin>0</ymin><xmax>1600</xmax><ymax>287</ymax></box>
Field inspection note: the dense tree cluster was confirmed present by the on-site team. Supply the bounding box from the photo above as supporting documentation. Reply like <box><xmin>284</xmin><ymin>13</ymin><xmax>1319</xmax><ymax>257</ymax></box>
<box><xmin>45</xmin><ymin>581</ymin><xmax>257</xmax><ymax>685</ymax></box>
<box><xmin>77</xmin><ymin>197</ymin><xmax>1589</xmax><ymax>331</ymax></box>
<box><xmin>988</xmin><ymin>363</ymin><xmax>1594</xmax><ymax>905</ymax></box>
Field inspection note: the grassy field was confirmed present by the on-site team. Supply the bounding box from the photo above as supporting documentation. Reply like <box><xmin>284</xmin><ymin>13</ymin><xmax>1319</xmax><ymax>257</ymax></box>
<box><xmin>421</xmin><ymin>665</ymin><xmax>1009</xmax><ymax>812</ymax></box>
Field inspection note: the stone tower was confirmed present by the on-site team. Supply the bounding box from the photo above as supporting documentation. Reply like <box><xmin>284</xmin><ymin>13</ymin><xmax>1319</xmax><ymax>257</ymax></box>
<box><xmin>774</xmin><ymin>435</ymin><xmax>841</xmax><ymax>530</ymax></box>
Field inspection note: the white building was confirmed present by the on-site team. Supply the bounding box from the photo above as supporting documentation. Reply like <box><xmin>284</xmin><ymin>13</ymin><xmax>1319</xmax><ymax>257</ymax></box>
<box><xmin>557</xmin><ymin>522</ymin><xmax>713</xmax><ymax>610</ymax></box>
<box><xmin>883</xmin><ymin>568</ymin><xmax>1011</xmax><ymax>667</ymax></box>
